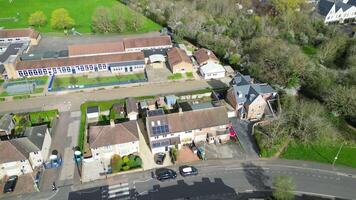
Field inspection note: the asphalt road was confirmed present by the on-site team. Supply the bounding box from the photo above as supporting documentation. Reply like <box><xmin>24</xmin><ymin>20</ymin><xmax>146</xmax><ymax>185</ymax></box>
<box><xmin>13</xmin><ymin>159</ymin><xmax>353</xmax><ymax>200</ymax></box>
<box><xmin>0</xmin><ymin>80</ymin><xmax>223</xmax><ymax>114</ymax></box>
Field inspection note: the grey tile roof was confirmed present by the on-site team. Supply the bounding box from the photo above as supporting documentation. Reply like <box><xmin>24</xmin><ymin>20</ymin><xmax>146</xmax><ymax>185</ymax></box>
<box><xmin>126</xmin><ymin>97</ymin><xmax>138</xmax><ymax>113</ymax></box>
<box><xmin>335</xmin><ymin>1</ymin><xmax>353</xmax><ymax>11</ymax></box>
<box><xmin>231</xmin><ymin>73</ymin><xmax>275</xmax><ymax>105</ymax></box>
<box><xmin>24</xmin><ymin>125</ymin><xmax>49</xmax><ymax>150</ymax></box>
<box><xmin>347</xmin><ymin>0</ymin><xmax>356</xmax><ymax>6</ymax></box>
<box><xmin>317</xmin><ymin>0</ymin><xmax>334</xmax><ymax>16</ymax></box>
<box><xmin>0</xmin><ymin>43</ymin><xmax>24</xmax><ymax>63</ymax></box>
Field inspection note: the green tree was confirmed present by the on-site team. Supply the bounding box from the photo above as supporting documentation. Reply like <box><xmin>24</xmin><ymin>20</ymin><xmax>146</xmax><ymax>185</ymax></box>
<box><xmin>271</xmin><ymin>0</ymin><xmax>305</xmax><ymax>14</ymax></box>
<box><xmin>51</xmin><ymin>8</ymin><xmax>75</xmax><ymax>30</ymax></box>
<box><xmin>326</xmin><ymin>86</ymin><xmax>356</xmax><ymax>118</ymax></box>
<box><xmin>92</xmin><ymin>7</ymin><xmax>114</xmax><ymax>33</ymax></box>
<box><xmin>273</xmin><ymin>176</ymin><xmax>295</xmax><ymax>200</ymax></box>
<box><xmin>128</xmin><ymin>13</ymin><xmax>142</xmax><ymax>31</ymax></box>
<box><xmin>69</xmin><ymin>76</ymin><xmax>78</xmax><ymax>85</ymax></box>
<box><xmin>111</xmin><ymin>154</ymin><xmax>122</xmax><ymax>173</ymax></box>
<box><xmin>112</xmin><ymin>5</ymin><xmax>127</xmax><ymax>33</ymax></box>
<box><xmin>28</xmin><ymin>11</ymin><xmax>47</xmax><ymax>27</ymax></box>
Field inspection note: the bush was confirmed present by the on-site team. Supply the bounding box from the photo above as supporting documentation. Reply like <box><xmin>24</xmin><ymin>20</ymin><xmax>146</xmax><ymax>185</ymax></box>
<box><xmin>122</xmin><ymin>165</ymin><xmax>130</xmax><ymax>171</ymax></box>
<box><xmin>0</xmin><ymin>98</ymin><xmax>5</xmax><ymax>102</ymax></box>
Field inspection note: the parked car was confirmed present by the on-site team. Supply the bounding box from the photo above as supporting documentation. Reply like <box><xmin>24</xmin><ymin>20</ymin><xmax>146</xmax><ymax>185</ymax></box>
<box><xmin>155</xmin><ymin>168</ymin><xmax>177</xmax><ymax>181</ymax></box>
<box><xmin>3</xmin><ymin>175</ymin><xmax>18</xmax><ymax>193</ymax></box>
<box><xmin>179</xmin><ymin>165</ymin><xmax>198</xmax><ymax>177</ymax></box>
<box><xmin>154</xmin><ymin>152</ymin><xmax>166</xmax><ymax>165</ymax></box>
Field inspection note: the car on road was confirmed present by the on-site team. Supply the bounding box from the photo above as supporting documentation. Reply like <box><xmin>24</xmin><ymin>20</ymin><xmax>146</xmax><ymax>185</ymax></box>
<box><xmin>179</xmin><ymin>165</ymin><xmax>198</xmax><ymax>177</ymax></box>
<box><xmin>155</xmin><ymin>168</ymin><xmax>177</xmax><ymax>181</ymax></box>
<box><xmin>3</xmin><ymin>175</ymin><xmax>18</xmax><ymax>193</ymax></box>
<box><xmin>154</xmin><ymin>152</ymin><xmax>166</xmax><ymax>165</ymax></box>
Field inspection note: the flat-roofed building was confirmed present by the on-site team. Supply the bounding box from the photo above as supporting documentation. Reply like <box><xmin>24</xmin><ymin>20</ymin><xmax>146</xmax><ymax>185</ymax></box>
<box><xmin>124</xmin><ymin>36</ymin><xmax>172</xmax><ymax>52</ymax></box>
<box><xmin>9</xmin><ymin>52</ymin><xmax>145</xmax><ymax>79</ymax></box>
<box><xmin>0</xmin><ymin>28</ymin><xmax>41</xmax><ymax>46</ymax></box>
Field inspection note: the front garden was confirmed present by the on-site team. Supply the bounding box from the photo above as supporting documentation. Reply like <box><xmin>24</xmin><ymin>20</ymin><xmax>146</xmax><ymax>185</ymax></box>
<box><xmin>110</xmin><ymin>154</ymin><xmax>142</xmax><ymax>173</ymax></box>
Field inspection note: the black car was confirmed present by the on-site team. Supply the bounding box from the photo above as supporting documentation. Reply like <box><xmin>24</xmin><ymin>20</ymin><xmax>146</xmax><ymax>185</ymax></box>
<box><xmin>3</xmin><ymin>175</ymin><xmax>18</xmax><ymax>193</ymax></box>
<box><xmin>179</xmin><ymin>165</ymin><xmax>198</xmax><ymax>177</ymax></box>
<box><xmin>155</xmin><ymin>168</ymin><xmax>177</xmax><ymax>181</ymax></box>
<box><xmin>154</xmin><ymin>153</ymin><xmax>166</xmax><ymax>165</ymax></box>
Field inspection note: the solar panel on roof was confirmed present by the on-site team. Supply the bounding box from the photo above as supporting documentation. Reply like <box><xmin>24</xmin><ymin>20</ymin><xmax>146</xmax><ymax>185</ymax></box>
<box><xmin>151</xmin><ymin>124</ymin><xmax>169</xmax><ymax>135</ymax></box>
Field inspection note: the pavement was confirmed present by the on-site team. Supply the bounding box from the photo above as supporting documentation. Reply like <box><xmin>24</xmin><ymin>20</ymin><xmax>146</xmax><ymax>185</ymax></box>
<box><xmin>39</xmin><ymin>111</ymin><xmax>80</xmax><ymax>191</ymax></box>
<box><xmin>11</xmin><ymin>159</ymin><xmax>354</xmax><ymax>200</ymax></box>
<box><xmin>0</xmin><ymin>80</ymin><xmax>224</xmax><ymax>115</ymax></box>
<box><xmin>205</xmin><ymin>142</ymin><xmax>245</xmax><ymax>160</ymax></box>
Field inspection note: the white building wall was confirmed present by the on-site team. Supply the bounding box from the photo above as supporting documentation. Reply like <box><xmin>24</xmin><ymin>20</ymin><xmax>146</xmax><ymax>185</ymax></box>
<box><xmin>201</xmin><ymin>71</ymin><xmax>226</xmax><ymax>79</ymax></box>
<box><xmin>41</xmin><ymin>130</ymin><xmax>52</xmax><ymax>162</ymax></box>
<box><xmin>125</xmin><ymin>45</ymin><xmax>173</xmax><ymax>52</ymax></box>
<box><xmin>0</xmin><ymin>37</ymin><xmax>30</xmax><ymax>44</ymax></box>
<box><xmin>29</xmin><ymin>151</ymin><xmax>43</xmax><ymax>167</ymax></box>
<box><xmin>128</xmin><ymin>112</ymin><xmax>138</xmax><ymax>121</ymax></box>
<box><xmin>0</xmin><ymin>160</ymin><xmax>33</xmax><ymax>177</ymax></box>
<box><xmin>91</xmin><ymin>141</ymin><xmax>139</xmax><ymax>160</ymax></box>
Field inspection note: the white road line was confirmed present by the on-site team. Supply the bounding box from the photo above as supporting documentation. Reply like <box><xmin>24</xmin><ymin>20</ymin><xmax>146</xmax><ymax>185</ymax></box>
<box><xmin>109</xmin><ymin>187</ymin><xmax>130</xmax><ymax>194</ymax></box>
<box><xmin>108</xmin><ymin>191</ymin><xmax>130</xmax><ymax>199</ymax></box>
<box><xmin>108</xmin><ymin>182</ymin><xmax>129</xmax><ymax>190</ymax></box>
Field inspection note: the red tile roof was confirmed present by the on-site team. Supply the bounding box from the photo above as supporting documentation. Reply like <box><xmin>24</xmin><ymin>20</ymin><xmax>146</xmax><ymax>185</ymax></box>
<box><xmin>167</xmin><ymin>47</ymin><xmax>192</xmax><ymax>67</ymax></box>
<box><xmin>0</xmin><ymin>28</ymin><xmax>40</xmax><ymax>39</ymax></box>
<box><xmin>193</xmin><ymin>48</ymin><xmax>218</xmax><ymax>65</ymax></box>
<box><xmin>124</xmin><ymin>36</ymin><xmax>172</xmax><ymax>49</ymax></box>
<box><xmin>68</xmin><ymin>41</ymin><xmax>125</xmax><ymax>57</ymax></box>
<box><xmin>89</xmin><ymin>121</ymin><xmax>139</xmax><ymax>148</ymax></box>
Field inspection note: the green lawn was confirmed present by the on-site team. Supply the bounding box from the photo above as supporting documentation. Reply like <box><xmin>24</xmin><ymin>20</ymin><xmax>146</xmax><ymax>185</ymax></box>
<box><xmin>302</xmin><ymin>45</ymin><xmax>318</xmax><ymax>57</ymax></box>
<box><xmin>53</xmin><ymin>73</ymin><xmax>146</xmax><ymax>90</ymax></box>
<box><xmin>168</xmin><ymin>73</ymin><xmax>183</xmax><ymax>80</ymax></box>
<box><xmin>7</xmin><ymin>76</ymin><xmax>48</xmax><ymax>85</ymax></box>
<box><xmin>186</xmin><ymin>72</ymin><xmax>194</xmax><ymax>79</ymax></box>
<box><xmin>0</xmin><ymin>0</ymin><xmax>160</xmax><ymax>33</ymax></box>
<box><xmin>29</xmin><ymin>109</ymin><xmax>58</xmax><ymax>125</ymax></box>
<box><xmin>281</xmin><ymin>142</ymin><xmax>356</xmax><ymax>168</ymax></box>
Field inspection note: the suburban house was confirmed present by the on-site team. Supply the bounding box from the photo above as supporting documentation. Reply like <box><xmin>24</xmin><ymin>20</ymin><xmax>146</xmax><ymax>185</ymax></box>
<box><xmin>193</xmin><ymin>48</ymin><xmax>219</xmax><ymax>66</ymax></box>
<box><xmin>9</xmin><ymin>52</ymin><xmax>146</xmax><ymax>79</ymax></box>
<box><xmin>88</xmin><ymin>120</ymin><xmax>140</xmax><ymax>160</ymax></box>
<box><xmin>68</xmin><ymin>41</ymin><xmax>125</xmax><ymax>57</ymax></box>
<box><xmin>125</xmin><ymin>97</ymin><xmax>138</xmax><ymax>120</ymax></box>
<box><xmin>23</xmin><ymin>125</ymin><xmax>52</xmax><ymax>167</ymax></box>
<box><xmin>146</xmin><ymin>106</ymin><xmax>229</xmax><ymax>154</ymax></box>
<box><xmin>0</xmin><ymin>28</ymin><xmax>41</xmax><ymax>46</ymax></box>
<box><xmin>123</xmin><ymin>36</ymin><xmax>172</xmax><ymax>52</ymax></box>
<box><xmin>167</xmin><ymin>47</ymin><xmax>193</xmax><ymax>73</ymax></box>
<box><xmin>0</xmin><ymin>114</ymin><xmax>15</xmax><ymax>140</ymax></box>
<box><xmin>199</xmin><ymin>62</ymin><xmax>226</xmax><ymax>79</ymax></box>
<box><xmin>226</xmin><ymin>73</ymin><xmax>277</xmax><ymax>120</ymax></box>
<box><xmin>87</xmin><ymin>106</ymin><xmax>100</xmax><ymax>121</ymax></box>
<box><xmin>0</xmin><ymin>141</ymin><xmax>33</xmax><ymax>177</ymax></box>
<box><xmin>317</xmin><ymin>0</ymin><xmax>356</xmax><ymax>24</ymax></box>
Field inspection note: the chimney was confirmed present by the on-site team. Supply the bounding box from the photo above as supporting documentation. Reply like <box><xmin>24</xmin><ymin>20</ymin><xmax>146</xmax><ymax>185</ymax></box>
<box><xmin>178</xmin><ymin>107</ymin><xmax>183</xmax><ymax>114</ymax></box>
<box><xmin>207</xmin><ymin>51</ymin><xmax>211</xmax><ymax>56</ymax></box>
<box><xmin>110</xmin><ymin>119</ymin><xmax>115</xmax><ymax>127</ymax></box>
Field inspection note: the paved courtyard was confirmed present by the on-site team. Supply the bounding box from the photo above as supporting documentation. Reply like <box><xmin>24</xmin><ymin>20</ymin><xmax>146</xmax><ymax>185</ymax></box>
<box><xmin>205</xmin><ymin>142</ymin><xmax>245</xmax><ymax>160</ymax></box>
<box><xmin>0</xmin><ymin>174</ymin><xmax>36</xmax><ymax>199</ymax></box>
<box><xmin>146</xmin><ymin>64</ymin><xmax>172</xmax><ymax>83</ymax></box>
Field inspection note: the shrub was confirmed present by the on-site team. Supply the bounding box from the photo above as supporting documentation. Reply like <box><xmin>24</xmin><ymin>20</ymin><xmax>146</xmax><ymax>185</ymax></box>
<box><xmin>28</xmin><ymin>11</ymin><xmax>47</xmax><ymax>27</ymax></box>
<box><xmin>122</xmin><ymin>165</ymin><xmax>130</xmax><ymax>171</ymax></box>
<box><xmin>123</xmin><ymin>156</ymin><xmax>130</xmax><ymax>163</ymax></box>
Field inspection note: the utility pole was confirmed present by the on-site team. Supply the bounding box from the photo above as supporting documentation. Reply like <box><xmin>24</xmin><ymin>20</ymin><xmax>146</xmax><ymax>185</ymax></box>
<box><xmin>333</xmin><ymin>142</ymin><xmax>345</xmax><ymax>166</ymax></box>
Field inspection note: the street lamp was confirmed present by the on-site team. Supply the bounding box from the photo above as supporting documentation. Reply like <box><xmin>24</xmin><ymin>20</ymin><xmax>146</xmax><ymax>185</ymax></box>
<box><xmin>332</xmin><ymin>142</ymin><xmax>345</xmax><ymax>166</ymax></box>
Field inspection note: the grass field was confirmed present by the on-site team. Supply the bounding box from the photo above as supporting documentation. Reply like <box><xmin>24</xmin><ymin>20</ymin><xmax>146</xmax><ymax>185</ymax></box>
<box><xmin>29</xmin><ymin>109</ymin><xmax>58</xmax><ymax>125</ymax></box>
<box><xmin>281</xmin><ymin>142</ymin><xmax>356</xmax><ymax>168</ymax></box>
<box><xmin>53</xmin><ymin>73</ymin><xmax>146</xmax><ymax>90</ymax></box>
<box><xmin>0</xmin><ymin>0</ymin><xmax>160</xmax><ymax>33</ymax></box>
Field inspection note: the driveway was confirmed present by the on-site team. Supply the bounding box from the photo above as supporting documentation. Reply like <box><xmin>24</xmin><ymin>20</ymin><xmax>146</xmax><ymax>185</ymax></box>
<box><xmin>176</xmin><ymin>146</ymin><xmax>200</xmax><ymax>164</ymax></box>
<box><xmin>204</xmin><ymin>143</ymin><xmax>245</xmax><ymax>160</ymax></box>
<box><xmin>146</xmin><ymin>64</ymin><xmax>172</xmax><ymax>83</ymax></box>
<box><xmin>138</xmin><ymin>120</ymin><xmax>172</xmax><ymax>170</ymax></box>
<box><xmin>230</xmin><ymin>118</ymin><xmax>259</xmax><ymax>158</ymax></box>
<box><xmin>0</xmin><ymin>174</ymin><xmax>36</xmax><ymax>199</ymax></box>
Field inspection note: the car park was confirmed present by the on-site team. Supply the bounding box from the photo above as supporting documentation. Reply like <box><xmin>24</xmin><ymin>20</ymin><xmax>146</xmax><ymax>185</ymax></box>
<box><xmin>154</xmin><ymin>152</ymin><xmax>166</xmax><ymax>165</ymax></box>
<box><xmin>155</xmin><ymin>168</ymin><xmax>177</xmax><ymax>181</ymax></box>
<box><xmin>179</xmin><ymin>165</ymin><xmax>198</xmax><ymax>177</ymax></box>
<box><xmin>3</xmin><ymin>175</ymin><xmax>18</xmax><ymax>193</ymax></box>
